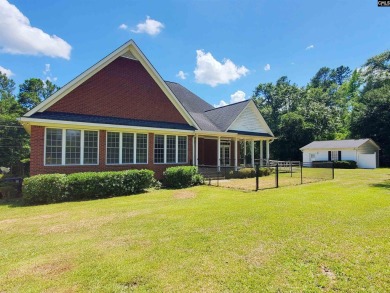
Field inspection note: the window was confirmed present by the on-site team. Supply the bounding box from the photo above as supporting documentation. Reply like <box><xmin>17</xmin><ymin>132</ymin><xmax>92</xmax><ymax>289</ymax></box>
<box><xmin>45</xmin><ymin>128</ymin><xmax>62</xmax><ymax>165</ymax></box>
<box><xmin>84</xmin><ymin>131</ymin><xmax>98</xmax><ymax>164</ymax></box>
<box><xmin>154</xmin><ymin>135</ymin><xmax>187</xmax><ymax>164</ymax></box>
<box><xmin>178</xmin><ymin>136</ymin><xmax>187</xmax><ymax>163</ymax></box>
<box><xmin>122</xmin><ymin>133</ymin><xmax>134</xmax><ymax>164</ymax></box>
<box><xmin>45</xmin><ymin>128</ymin><xmax>99</xmax><ymax>165</ymax></box>
<box><xmin>331</xmin><ymin>151</ymin><xmax>338</xmax><ymax>161</ymax></box>
<box><xmin>107</xmin><ymin>132</ymin><xmax>120</xmax><ymax>164</ymax></box>
<box><xmin>106</xmin><ymin>132</ymin><xmax>148</xmax><ymax>164</ymax></box>
<box><xmin>136</xmin><ymin>134</ymin><xmax>148</xmax><ymax>164</ymax></box>
<box><xmin>65</xmin><ymin>130</ymin><xmax>81</xmax><ymax>165</ymax></box>
<box><xmin>154</xmin><ymin>135</ymin><xmax>164</xmax><ymax>163</ymax></box>
<box><xmin>166</xmin><ymin>135</ymin><xmax>176</xmax><ymax>163</ymax></box>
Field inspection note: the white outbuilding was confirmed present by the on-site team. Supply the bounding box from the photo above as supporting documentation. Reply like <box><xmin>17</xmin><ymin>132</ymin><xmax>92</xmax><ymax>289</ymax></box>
<box><xmin>300</xmin><ymin>139</ymin><xmax>380</xmax><ymax>169</ymax></box>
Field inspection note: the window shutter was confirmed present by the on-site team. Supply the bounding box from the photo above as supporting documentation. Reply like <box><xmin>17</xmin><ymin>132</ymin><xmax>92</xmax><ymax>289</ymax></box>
<box><xmin>338</xmin><ymin>151</ymin><xmax>342</xmax><ymax>161</ymax></box>
<box><xmin>328</xmin><ymin>151</ymin><xmax>331</xmax><ymax>161</ymax></box>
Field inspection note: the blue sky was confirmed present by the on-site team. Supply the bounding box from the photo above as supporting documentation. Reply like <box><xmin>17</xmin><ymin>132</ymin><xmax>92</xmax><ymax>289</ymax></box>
<box><xmin>0</xmin><ymin>0</ymin><xmax>389</xmax><ymax>107</ymax></box>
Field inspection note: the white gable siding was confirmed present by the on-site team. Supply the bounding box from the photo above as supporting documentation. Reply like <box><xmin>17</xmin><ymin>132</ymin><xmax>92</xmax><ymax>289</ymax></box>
<box><xmin>229</xmin><ymin>105</ymin><xmax>267</xmax><ymax>133</ymax></box>
<box><xmin>357</xmin><ymin>141</ymin><xmax>377</xmax><ymax>154</ymax></box>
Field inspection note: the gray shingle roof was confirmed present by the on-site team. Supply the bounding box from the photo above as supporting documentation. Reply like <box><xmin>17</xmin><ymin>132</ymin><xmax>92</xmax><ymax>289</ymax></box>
<box><xmin>204</xmin><ymin>100</ymin><xmax>250</xmax><ymax>131</ymax></box>
<box><xmin>166</xmin><ymin>81</ymin><xmax>252</xmax><ymax>133</ymax></box>
<box><xmin>300</xmin><ymin>139</ymin><xmax>378</xmax><ymax>150</ymax></box>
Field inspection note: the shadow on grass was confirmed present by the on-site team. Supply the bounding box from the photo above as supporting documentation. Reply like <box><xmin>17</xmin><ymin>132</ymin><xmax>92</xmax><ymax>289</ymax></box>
<box><xmin>0</xmin><ymin>198</ymin><xmax>25</xmax><ymax>208</ymax></box>
<box><xmin>371</xmin><ymin>179</ymin><xmax>390</xmax><ymax>190</ymax></box>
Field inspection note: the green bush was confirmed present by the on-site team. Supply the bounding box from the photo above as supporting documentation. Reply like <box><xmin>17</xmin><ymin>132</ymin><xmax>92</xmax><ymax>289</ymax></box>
<box><xmin>163</xmin><ymin>166</ymin><xmax>204</xmax><ymax>188</ymax></box>
<box><xmin>227</xmin><ymin>167</ymin><xmax>272</xmax><ymax>179</ymax></box>
<box><xmin>23</xmin><ymin>169</ymin><xmax>155</xmax><ymax>205</ymax></box>
<box><xmin>333</xmin><ymin>160</ymin><xmax>357</xmax><ymax>169</ymax></box>
<box><xmin>312</xmin><ymin>160</ymin><xmax>357</xmax><ymax>169</ymax></box>
<box><xmin>23</xmin><ymin>174</ymin><xmax>68</xmax><ymax>205</ymax></box>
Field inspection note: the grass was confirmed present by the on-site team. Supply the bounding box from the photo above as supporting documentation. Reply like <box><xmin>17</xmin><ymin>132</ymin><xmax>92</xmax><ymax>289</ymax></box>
<box><xmin>213</xmin><ymin>167</ymin><xmax>334</xmax><ymax>190</ymax></box>
<box><xmin>0</xmin><ymin>169</ymin><xmax>389</xmax><ymax>292</ymax></box>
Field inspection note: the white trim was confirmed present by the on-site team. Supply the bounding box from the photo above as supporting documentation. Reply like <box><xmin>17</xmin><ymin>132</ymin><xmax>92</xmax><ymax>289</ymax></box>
<box><xmin>251</xmin><ymin>140</ymin><xmax>255</xmax><ymax>167</ymax></box>
<box><xmin>133</xmin><ymin>133</ymin><xmax>137</xmax><ymax>164</ymax></box>
<box><xmin>234</xmin><ymin>137</ymin><xmax>238</xmax><ymax>171</ymax></box>
<box><xmin>175</xmin><ymin>136</ymin><xmax>179</xmax><ymax>163</ymax></box>
<box><xmin>20</xmin><ymin>117</ymin><xmax>194</xmax><ymax>135</ymax></box>
<box><xmin>226</xmin><ymin>100</ymin><xmax>274</xmax><ymax>137</ymax></box>
<box><xmin>44</xmin><ymin>127</ymin><xmax>99</xmax><ymax>166</ymax></box>
<box><xmin>24</xmin><ymin>40</ymin><xmax>199</xmax><ymax>129</ymax></box>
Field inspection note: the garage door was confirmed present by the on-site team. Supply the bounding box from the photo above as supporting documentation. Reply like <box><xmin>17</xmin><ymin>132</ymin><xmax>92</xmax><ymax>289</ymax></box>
<box><xmin>358</xmin><ymin>153</ymin><xmax>376</xmax><ymax>169</ymax></box>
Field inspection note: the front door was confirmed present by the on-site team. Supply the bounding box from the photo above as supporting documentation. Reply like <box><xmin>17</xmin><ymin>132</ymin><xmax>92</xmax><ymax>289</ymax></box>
<box><xmin>220</xmin><ymin>141</ymin><xmax>230</xmax><ymax>166</ymax></box>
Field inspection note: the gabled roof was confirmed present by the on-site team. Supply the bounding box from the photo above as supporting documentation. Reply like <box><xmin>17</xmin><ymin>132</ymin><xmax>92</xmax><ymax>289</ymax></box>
<box><xmin>204</xmin><ymin>100</ymin><xmax>250</xmax><ymax>132</ymax></box>
<box><xmin>167</xmin><ymin>81</ymin><xmax>273</xmax><ymax>136</ymax></box>
<box><xmin>300</xmin><ymin>139</ymin><xmax>380</xmax><ymax>150</ymax></box>
<box><xmin>23</xmin><ymin>40</ymin><xmax>199</xmax><ymax>129</ymax></box>
<box><xmin>21</xmin><ymin>41</ymin><xmax>273</xmax><ymax>137</ymax></box>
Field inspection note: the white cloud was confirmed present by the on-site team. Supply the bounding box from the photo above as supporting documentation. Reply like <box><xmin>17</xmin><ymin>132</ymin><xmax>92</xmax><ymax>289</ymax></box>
<box><xmin>131</xmin><ymin>16</ymin><xmax>164</xmax><ymax>36</ymax></box>
<box><xmin>176</xmin><ymin>70</ymin><xmax>188</xmax><ymax>80</ymax></box>
<box><xmin>42</xmin><ymin>63</ymin><xmax>57</xmax><ymax>83</ymax></box>
<box><xmin>43</xmin><ymin>63</ymin><xmax>50</xmax><ymax>75</ymax></box>
<box><xmin>0</xmin><ymin>0</ymin><xmax>71</xmax><ymax>60</ymax></box>
<box><xmin>214</xmin><ymin>100</ymin><xmax>228</xmax><ymax>108</ymax></box>
<box><xmin>118</xmin><ymin>23</ymin><xmax>128</xmax><ymax>30</ymax></box>
<box><xmin>194</xmin><ymin>50</ymin><xmax>249</xmax><ymax>87</ymax></box>
<box><xmin>0</xmin><ymin>65</ymin><xmax>13</xmax><ymax>77</ymax></box>
<box><xmin>306</xmin><ymin>44</ymin><xmax>314</xmax><ymax>50</ymax></box>
<box><xmin>230</xmin><ymin>90</ymin><xmax>246</xmax><ymax>103</ymax></box>
<box><xmin>264</xmin><ymin>64</ymin><xmax>271</xmax><ymax>71</ymax></box>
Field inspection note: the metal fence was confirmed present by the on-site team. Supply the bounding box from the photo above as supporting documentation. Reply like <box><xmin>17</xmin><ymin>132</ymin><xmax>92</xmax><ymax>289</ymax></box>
<box><xmin>200</xmin><ymin>160</ymin><xmax>334</xmax><ymax>191</ymax></box>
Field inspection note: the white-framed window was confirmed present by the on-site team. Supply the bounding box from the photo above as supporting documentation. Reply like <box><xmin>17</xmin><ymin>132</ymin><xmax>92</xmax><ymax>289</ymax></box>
<box><xmin>154</xmin><ymin>134</ymin><xmax>187</xmax><ymax>164</ymax></box>
<box><xmin>331</xmin><ymin>151</ymin><xmax>338</xmax><ymax>161</ymax></box>
<box><xmin>106</xmin><ymin>132</ymin><xmax>148</xmax><ymax>165</ymax></box>
<box><xmin>45</xmin><ymin>128</ymin><xmax>99</xmax><ymax>166</ymax></box>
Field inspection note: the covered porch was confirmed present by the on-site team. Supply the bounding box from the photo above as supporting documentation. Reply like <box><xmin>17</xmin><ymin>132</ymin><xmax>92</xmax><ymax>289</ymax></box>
<box><xmin>192</xmin><ymin>133</ymin><xmax>272</xmax><ymax>171</ymax></box>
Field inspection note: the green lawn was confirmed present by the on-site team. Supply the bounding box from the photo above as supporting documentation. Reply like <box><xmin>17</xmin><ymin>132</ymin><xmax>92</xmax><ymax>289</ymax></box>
<box><xmin>1</xmin><ymin>169</ymin><xmax>389</xmax><ymax>292</ymax></box>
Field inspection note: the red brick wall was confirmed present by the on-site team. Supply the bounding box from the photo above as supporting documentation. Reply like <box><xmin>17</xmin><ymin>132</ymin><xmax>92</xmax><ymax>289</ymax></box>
<box><xmin>47</xmin><ymin>57</ymin><xmax>188</xmax><ymax>125</ymax></box>
<box><xmin>30</xmin><ymin>127</ymin><xmax>193</xmax><ymax>180</ymax></box>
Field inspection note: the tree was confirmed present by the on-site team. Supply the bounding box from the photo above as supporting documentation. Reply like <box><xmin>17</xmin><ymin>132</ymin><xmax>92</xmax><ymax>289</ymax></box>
<box><xmin>0</xmin><ymin>74</ymin><xmax>29</xmax><ymax>173</ymax></box>
<box><xmin>361</xmin><ymin>50</ymin><xmax>390</xmax><ymax>92</ymax></box>
<box><xmin>17</xmin><ymin>78</ymin><xmax>59</xmax><ymax>111</ymax></box>
<box><xmin>351</xmin><ymin>84</ymin><xmax>390</xmax><ymax>166</ymax></box>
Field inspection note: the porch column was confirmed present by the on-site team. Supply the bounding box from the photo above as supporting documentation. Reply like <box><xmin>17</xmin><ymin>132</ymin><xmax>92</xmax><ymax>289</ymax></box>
<box><xmin>195</xmin><ymin>135</ymin><xmax>199</xmax><ymax>166</ymax></box>
<box><xmin>266</xmin><ymin>140</ymin><xmax>270</xmax><ymax>166</ymax></box>
<box><xmin>244</xmin><ymin>139</ymin><xmax>247</xmax><ymax>166</ymax></box>
<box><xmin>217</xmin><ymin>136</ymin><xmax>221</xmax><ymax>172</ymax></box>
<box><xmin>251</xmin><ymin>140</ymin><xmax>255</xmax><ymax>167</ymax></box>
<box><xmin>234</xmin><ymin>137</ymin><xmax>238</xmax><ymax>171</ymax></box>
<box><xmin>260</xmin><ymin>140</ymin><xmax>263</xmax><ymax>167</ymax></box>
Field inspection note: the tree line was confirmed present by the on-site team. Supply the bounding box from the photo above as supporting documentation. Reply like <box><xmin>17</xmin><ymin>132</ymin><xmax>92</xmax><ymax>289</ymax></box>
<box><xmin>1</xmin><ymin>49</ymin><xmax>389</xmax><ymax>175</ymax></box>
<box><xmin>252</xmin><ymin>50</ymin><xmax>390</xmax><ymax>166</ymax></box>
<box><xmin>0</xmin><ymin>76</ymin><xmax>59</xmax><ymax>174</ymax></box>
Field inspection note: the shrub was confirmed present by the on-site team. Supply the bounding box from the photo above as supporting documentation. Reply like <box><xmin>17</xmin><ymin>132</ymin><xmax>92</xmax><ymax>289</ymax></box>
<box><xmin>227</xmin><ymin>167</ymin><xmax>272</xmax><ymax>179</ymax></box>
<box><xmin>163</xmin><ymin>166</ymin><xmax>204</xmax><ymax>188</ymax></box>
<box><xmin>23</xmin><ymin>169</ymin><xmax>155</xmax><ymax>205</ymax></box>
<box><xmin>333</xmin><ymin>160</ymin><xmax>357</xmax><ymax>169</ymax></box>
<box><xmin>23</xmin><ymin>174</ymin><xmax>68</xmax><ymax>205</ymax></box>
<box><xmin>312</xmin><ymin>160</ymin><xmax>357</xmax><ymax>169</ymax></box>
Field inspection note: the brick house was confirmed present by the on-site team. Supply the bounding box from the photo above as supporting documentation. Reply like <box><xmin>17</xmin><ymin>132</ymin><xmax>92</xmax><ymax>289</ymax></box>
<box><xmin>19</xmin><ymin>40</ymin><xmax>274</xmax><ymax>179</ymax></box>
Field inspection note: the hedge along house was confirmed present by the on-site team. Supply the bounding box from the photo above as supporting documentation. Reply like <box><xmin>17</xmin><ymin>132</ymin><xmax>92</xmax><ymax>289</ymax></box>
<box><xmin>300</xmin><ymin>139</ymin><xmax>380</xmax><ymax>169</ymax></box>
<box><xmin>19</xmin><ymin>40</ymin><xmax>274</xmax><ymax>179</ymax></box>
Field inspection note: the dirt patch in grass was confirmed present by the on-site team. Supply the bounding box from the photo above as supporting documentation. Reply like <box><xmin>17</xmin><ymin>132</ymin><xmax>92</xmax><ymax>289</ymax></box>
<box><xmin>39</xmin><ymin>215</ymin><xmax>118</xmax><ymax>235</ymax></box>
<box><xmin>11</xmin><ymin>255</ymin><xmax>74</xmax><ymax>279</ymax></box>
<box><xmin>173</xmin><ymin>190</ymin><xmax>197</xmax><ymax>199</ymax></box>
<box><xmin>321</xmin><ymin>265</ymin><xmax>336</xmax><ymax>281</ymax></box>
<box><xmin>0</xmin><ymin>218</ymin><xmax>18</xmax><ymax>225</ymax></box>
